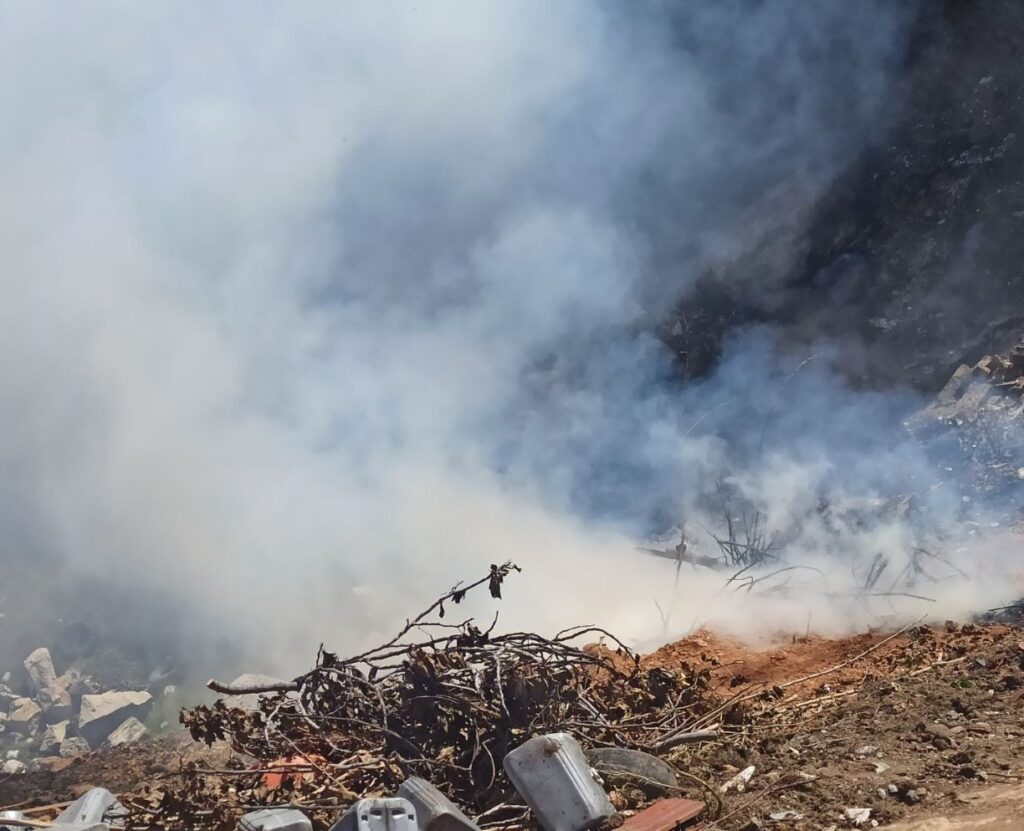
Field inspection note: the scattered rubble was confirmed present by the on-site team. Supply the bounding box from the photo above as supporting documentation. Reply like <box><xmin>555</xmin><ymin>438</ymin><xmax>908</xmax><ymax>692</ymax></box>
<box><xmin>0</xmin><ymin>642</ymin><xmax>155</xmax><ymax>774</ymax></box>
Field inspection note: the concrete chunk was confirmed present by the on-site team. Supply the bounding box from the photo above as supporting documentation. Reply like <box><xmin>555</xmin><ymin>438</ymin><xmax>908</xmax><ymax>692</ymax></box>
<box><xmin>106</xmin><ymin>716</ymin><xmax>148</xmax><ymax>747</ymax></box>
<box><xmin>40</xmin><ymin>720</ymin><xmax>70</xmax><ymax>755</ymax></box>
<box><xmin>39</xmin><ymin>682</ymin><xmax>74</xmax><ymax>723</ymax></box>
<box><xmin>78</xmin><ymin>691</ymin><xmax>152</xmax><ymax>748</ymax></box>
<box><xmin>24</xmin><ymin>648</ymin><xmax>58</xmax><ymax>694</ymax></box>
<box><xmin>7</xmin><ymin>698</ymin><xmax>41</xmax><ymax>735</ymax></box>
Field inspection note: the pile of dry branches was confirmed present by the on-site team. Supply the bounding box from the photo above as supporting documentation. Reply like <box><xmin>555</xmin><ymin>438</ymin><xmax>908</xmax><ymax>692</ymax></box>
<box><xmin>145</xmin><ymin>563</ymin><xmax>729</xmax><ymax>829</ymax></box>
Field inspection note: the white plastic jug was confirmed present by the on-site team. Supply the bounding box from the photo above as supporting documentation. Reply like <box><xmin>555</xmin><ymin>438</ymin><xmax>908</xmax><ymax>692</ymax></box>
<box><xmin>503</xmin><ymin>734</ymin><xmax>613</xmax><ymax>831</ymax></box>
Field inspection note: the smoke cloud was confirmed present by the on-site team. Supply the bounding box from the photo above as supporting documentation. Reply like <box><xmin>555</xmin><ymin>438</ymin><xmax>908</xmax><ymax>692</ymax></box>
<box><xmin>6</xmin><ymin>1</ymin><xmax>1007</xmax><ymax>678</ymax></box>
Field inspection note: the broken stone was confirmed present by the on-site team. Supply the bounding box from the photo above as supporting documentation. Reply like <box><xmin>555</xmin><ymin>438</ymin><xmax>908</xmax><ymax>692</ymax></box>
<box><xmin>239</xmin><ymin>807</ymin><xmax>314</xmax><ymax>831</ymax></box>
<box><xmin>40</xmin><ymin>720</ymin><xmax>70</xmax><ymax>755</ymax></box>
<box><xmin>59</xmin><ymin>736</ymin><xmax>91</xmax><ymax>757</ymax></box>
<box><xmin>768</xmin><ymin>811</ymin><xmax>802</xmax><ymax>822</ymax></box>
<box><xmin>23</xmin><ymin>648</ymin><xmax>58</xmax><ymax>693</ymax></box>
<box><xmin>7</xmin><ymin>698</ymin><xmax>41</xmax><ymax>735</ymax></box>
<box><xmin>105</xmin><ymin>716</ymin><xmax>148</xmax><ymax>747</ymax></box>
<box><xmin>39</xmin><ymin>682</ymin><xmax>73</xmax><ymax>723</ymax></box>
<box><xmin>853</xmin><ymin>745</ymin><xmax>878</xmax><ymax>757</ymax></box>
<box><xmin>1</xmin><ymin>759</ymin><xmax>25</xmax><ymax>775</ymax></box>
<box><xmin>586</xmin><ymin>747</ymin><xmax>679</xmax><ymax>796</ymax></box>
<box><xmin>78</xmin><ymin>691</ymin><xmax>152</xmax><ymax>748</ymax></box>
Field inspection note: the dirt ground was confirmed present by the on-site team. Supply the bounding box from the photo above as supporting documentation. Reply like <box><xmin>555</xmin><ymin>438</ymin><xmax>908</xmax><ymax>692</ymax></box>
<box><xmin>3</xmin><ymin>621</ymin><xmax>1024</xmax><ymax>830</ymax></box>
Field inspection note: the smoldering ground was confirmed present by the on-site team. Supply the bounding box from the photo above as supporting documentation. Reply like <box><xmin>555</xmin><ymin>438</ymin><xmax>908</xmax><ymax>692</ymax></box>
<box><xmin>2</xmin><ymin>1</ymin><xmax>1015</xmax><ymax>680</ymax></box>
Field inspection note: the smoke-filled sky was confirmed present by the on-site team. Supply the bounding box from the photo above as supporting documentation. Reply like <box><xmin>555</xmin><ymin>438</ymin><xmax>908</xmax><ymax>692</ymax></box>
<box><xmin>8</xmin><ymin>1</ymin><xmax>1012</xmax><ymax>675</ymax></box>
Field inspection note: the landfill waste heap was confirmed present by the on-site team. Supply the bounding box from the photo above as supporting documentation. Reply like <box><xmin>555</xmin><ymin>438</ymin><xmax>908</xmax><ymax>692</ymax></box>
<box><xmin>147</xmin><ymin>563</ymin><xmax>718</xmax><ymax>830</ymax></box>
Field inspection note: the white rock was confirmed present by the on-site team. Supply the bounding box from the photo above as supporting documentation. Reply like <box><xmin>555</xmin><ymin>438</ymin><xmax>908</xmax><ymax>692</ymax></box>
<box><xmin>1</xmin><ymin>759</ymin><xmax>25</xmax><ymax>774</ymax></box>
<box><xmin>78</xmin><ymin>690</ymin><xmax>152</xmax><ymax>748</ymax></box>
<box><xmin>23</xmin><ymin>648</ymin><xmax>57</xmax><ymax>693</ymax></box>
<box><xmin>106</xmin><ymin>716</ymin><xmax>148</xmax><ymax>747</ymax></box>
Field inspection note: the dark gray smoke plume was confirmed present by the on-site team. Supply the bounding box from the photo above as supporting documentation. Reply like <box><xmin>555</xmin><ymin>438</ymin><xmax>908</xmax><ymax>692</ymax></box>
<box><xmin>6</xmin><ymin>1</ymin><xmax>1010</xmax><ymax>676</ymax></box>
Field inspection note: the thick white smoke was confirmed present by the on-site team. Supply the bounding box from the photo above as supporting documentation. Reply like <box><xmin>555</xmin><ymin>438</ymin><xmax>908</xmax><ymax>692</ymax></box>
<box><xmin>6</xmin><ymin>1</ymin><xmax>1004</xmax><ymax>677</ymax></box>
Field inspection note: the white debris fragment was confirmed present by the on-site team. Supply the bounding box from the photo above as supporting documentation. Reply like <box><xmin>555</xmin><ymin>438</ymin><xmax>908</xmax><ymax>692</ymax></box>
<box><xmin>719</xmin><ymin>764</ymin><xmax>756</xmax><ymax>794</ymax></box>
<box><xmin>844</xmin><ymin>807</ymin><xmax>872</xmax><ymax>827</ymax></box>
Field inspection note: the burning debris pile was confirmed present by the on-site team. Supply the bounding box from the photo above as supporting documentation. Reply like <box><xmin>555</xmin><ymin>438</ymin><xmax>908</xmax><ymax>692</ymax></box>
<box><xmin>0</xmin><ymin>642</ymin><xmax>165</xmax><ymax>776</ymax></box>
<box><xmin>124</xmin><ymin>563</ymin><xmax>725</xmax><ymax>830</ymax></box>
